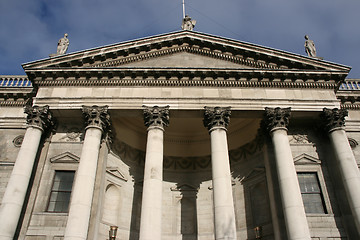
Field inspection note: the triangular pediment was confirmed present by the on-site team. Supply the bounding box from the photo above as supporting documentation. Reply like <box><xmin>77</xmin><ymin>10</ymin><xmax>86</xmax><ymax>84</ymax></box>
<box><xmin>241</xmin><ymin>167</ymin><xmax>266</xmax><ymax>183</ymax></box>
<box><xmin>171</xmin><ymin>183</ymin><xmax>198</xmax><ymax>192</ymax></box>
<box><xmin>294</xmin><ymin>153</ymin><xmax>321</xmax><ymax>165</ymax></box>
<box><xmin>106</xmin><ymin>167</ymin><xmax>128</xmax><ymax>182</ymax></box>
<box><xmin>50</xmin><ymin>152</ymin><xmax>79</xmax><ymax>163</ymax></box>
<box><xmin>23</xmin><ymin>31</ymin><xmax>350</xmax><ymax>74</ymax></box>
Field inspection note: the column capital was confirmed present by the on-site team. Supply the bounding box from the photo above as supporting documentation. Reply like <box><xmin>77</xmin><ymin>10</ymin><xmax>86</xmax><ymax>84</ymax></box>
<box><xmin>263</xmin><ymin>107</ymin><xmax>291</xmax><ymax>133</ymax></box>
<box><xmin>203</xmin><ymin>106</ymin><xmax>231</xmax><ymax>132</ymax></box>
<box><xmin>82</xmin><ymin>105</ymin><xmax>111</xmax><ymax>132</ymax></box>
<box><xmin>24</xmin><ymin>105</ymin><xmax>55</xmax><ymax>131</ymax></box>
<box><xmin>143</xmin><ymin>105</ymin><xmax>170</xmax><ymax>129</ymax></box>
<box><xmin>321</xmin><ymin>108</ymin><xmax>348</xmax><ymax>133</ymax></box>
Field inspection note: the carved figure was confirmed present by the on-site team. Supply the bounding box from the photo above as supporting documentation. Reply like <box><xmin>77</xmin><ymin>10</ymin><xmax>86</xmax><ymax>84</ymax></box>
<box><xmin>57</xmin><ymin>33</ymin><xmax>69</xmax><ymax>55</ymax></box>
<box><xmin>304</xmin><ymin>35</ymin><xmax>316</xmax><ymax>57</ymax></box>
<box><xmin>181</xmin><ymin>15</ymin><xmax>196</xmax><ymax>31</ymax></box>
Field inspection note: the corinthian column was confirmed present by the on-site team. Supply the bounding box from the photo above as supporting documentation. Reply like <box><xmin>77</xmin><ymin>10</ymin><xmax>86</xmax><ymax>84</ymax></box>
<box><xmin>263</xmin><ymin>107</ymin><xmax>311</xmax><ymax>240</ymax></box>
<box><xmin>139</xmin><ymin>106</ymin><xmax>169</xmax><ymax>240</ymax></box>
<box><xmin>203</xmin><ymin>107</ymin><xmax>237</xmax><ymax>240</ymax></box>
<box><xmin>64</xmin><ymin>106</ymin><xmax>111</xmax><ymax>240</ymax></box>
<box><xmin>321</xmin><ymin>108</ymin><xmax>360</xmax><ymax>234</ymax></box>
<box><xmin>0</xmin><ymin>105</ymin><xmax>54</xmax><ymax>240</ymax></box>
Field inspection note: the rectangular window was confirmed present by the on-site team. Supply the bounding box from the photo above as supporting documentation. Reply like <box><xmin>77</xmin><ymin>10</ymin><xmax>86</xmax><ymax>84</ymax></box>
<box><xmin>47</xmin><ymin>171</ymin><xmax>75</xmax><ymax>212</ymax></box>
<box><xmin>297</xmin><ymin>172</ymin><xmax>326</xmax><ymax>214</ymax></box>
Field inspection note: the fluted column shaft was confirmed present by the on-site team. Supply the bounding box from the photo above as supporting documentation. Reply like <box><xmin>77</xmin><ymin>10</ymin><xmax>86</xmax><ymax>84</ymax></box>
<box><xmin>264</xmin><ymin>107</ymin><xmax>311</xmax><ymax>240</ymax></box>
<box><xmin>0</xmin><ymin>106</ymin><xmax>54</xmax><ymax>240</ymax></box>
<box><xmin>204</xmin><ymin>107</ymin><xmax>237</xmax><ymax>240</ymax></box>
<box><xmin>64</xmin><ymin>106</ymin><xmax>111</xmax><ymax>240</ymax></box>
<box><xmin>322</xmin><ymin>108</ymin><xmax>360</xmax><ymax>234</ymax></box>
<box><xmin>139</xmin><ymin>106</ymin><xmax>169</xmax><ymax>240</ymax></box>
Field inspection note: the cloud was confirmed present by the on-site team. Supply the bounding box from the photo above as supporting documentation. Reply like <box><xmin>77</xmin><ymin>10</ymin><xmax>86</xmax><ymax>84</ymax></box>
<box><xmin>0</xmin><ymin>0</ymin><xmax>359</xmax><ymax>77</ymax></box>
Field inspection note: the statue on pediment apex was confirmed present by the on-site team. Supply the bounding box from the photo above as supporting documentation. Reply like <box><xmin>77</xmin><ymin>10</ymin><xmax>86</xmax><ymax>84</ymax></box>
<box><xmin>182</xmin><ymin>15</ymin><xmax>196</xmax><ymax>31</ymax></box>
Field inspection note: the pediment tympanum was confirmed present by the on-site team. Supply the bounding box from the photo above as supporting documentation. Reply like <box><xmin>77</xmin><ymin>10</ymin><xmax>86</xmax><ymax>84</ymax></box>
<box><xmin>106</xmin><ymin>167</ymin><xmax>128</xmax><ymax>182</ymax></box>
<box><xmin>50</xmin><ymin>152</ymin><xmax>80</xmax><ymax>163</ymax></box>
<box><xmin>107</xmin><ymin>51</ymin><xmax>252</xmax><ymax>69</ymax></box>
<box><xmin>293</xmin><ymin>153</ymin><xmax>321</xmax><ymax>165</ymax></box>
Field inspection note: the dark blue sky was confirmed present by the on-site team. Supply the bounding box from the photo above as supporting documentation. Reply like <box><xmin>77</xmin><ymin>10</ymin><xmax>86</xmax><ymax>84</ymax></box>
<box><xmin>1</xmin><ymin>0</ymin><xmax>359</xmax><ymax>77</ymax></box>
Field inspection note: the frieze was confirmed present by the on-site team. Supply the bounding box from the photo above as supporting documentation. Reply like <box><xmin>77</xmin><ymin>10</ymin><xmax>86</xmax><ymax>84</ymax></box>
<box><xmin>288</xmin><ymin>129</ymin><xmax>312</xmax><ymax>144</ymax></box>
<box><xmin>57</xmin><ymin>125</ymin><xmax>83</xmax><ymax>142</ymax></box>
<box><xmin>112</xmin><ymin>138</ymin><xmax>262</xmax><ymax>171</ymax></box>
<box><xmin>321</xmin><ymin>108</ymin><xmax>348</xmax><ymax>132</ymax></box>
<box><xmin>229</xmin><ymin>140</ymin><xmax>263</xmax><ymax>163</ymax></box>
<box><xmin>164</xmin><ymin>156</ymin><xmax>211</xmax><ymax>170</ymax></box>
<box><xmin>289</xmin><ymin>134</ymin><xmax>310</xmax><ymax>144</ymax></box>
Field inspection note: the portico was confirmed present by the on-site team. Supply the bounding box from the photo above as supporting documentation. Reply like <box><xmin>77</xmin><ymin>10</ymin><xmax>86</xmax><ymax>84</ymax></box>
<box><xmin>1</xmin><ymin>30</ymin><xmax>358</xmax><ymax>240</ymax></box>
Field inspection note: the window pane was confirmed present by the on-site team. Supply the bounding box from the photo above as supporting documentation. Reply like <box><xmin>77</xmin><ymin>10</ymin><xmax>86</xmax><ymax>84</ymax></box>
<box><xmin>297</xmin><ymin>172</ymin><xmax>326</xmax><ymax>214</ymax></box>
<box><xmin>48</xmin><ymin>202</ymin><xmax>55</xmax><ymax>212</ymax></box>
<box><xmin>47</xmin><ymin>171</ymin><xmax>75</xmax><ymax>212</ymax></box>
<box><xmin>298</xmin><ymin>173</ymin><xmax>320</xmax><ymax>193</ymax></box>
<box><xmin>302</xmin><ymin>194</ymin><xmax>325</xmax><ymax>213</ymax></box>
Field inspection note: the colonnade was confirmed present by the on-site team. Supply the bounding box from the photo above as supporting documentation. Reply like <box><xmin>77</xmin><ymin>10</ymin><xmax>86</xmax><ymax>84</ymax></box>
<box><xmin>0</xmin><ymin>105</ymin><xmax>360</xmax><ymax>240</ymax></box>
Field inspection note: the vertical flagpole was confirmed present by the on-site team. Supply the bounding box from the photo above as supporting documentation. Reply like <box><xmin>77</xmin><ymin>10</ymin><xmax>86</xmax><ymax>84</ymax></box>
<box><xmin>182</xmin><ymin>0</ymin><xmax>185</xmax><ymax>18</ymax></box>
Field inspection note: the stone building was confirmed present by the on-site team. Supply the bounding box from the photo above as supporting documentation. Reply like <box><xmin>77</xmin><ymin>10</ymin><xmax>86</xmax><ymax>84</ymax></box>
<box><xmin>0</xmin><ymin>30</ymin><xmax>360</xmax><ymax>240</ymax></box>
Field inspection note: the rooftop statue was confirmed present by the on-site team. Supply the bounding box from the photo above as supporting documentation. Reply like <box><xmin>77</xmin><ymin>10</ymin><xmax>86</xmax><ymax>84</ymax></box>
<box><xmin>57</xmin><ymin>33</ymin><xmax>69</xmax><ymax>55</ymax></box>
<box><xmin>304</xmin><ymin>35</ymin><xmax>316</xmax><ymax>57</ymax></box>
<box><xmin>182</xmin><ymin>15</ymin><xmax>196</xmax><ymax>31</ymax></box>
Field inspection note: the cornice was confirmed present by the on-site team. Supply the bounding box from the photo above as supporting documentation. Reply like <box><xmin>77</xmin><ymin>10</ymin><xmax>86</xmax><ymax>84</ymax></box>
<box><xmin>0</xmin><ymin>91</ymin><xmax>33</xmax><ymax>107</ymax></box>
<box><xmin>28</xmin><ymin>68</ymin><xmax>345</xmax><ymax>89</ymax></box>
<box><xmin>336</xmin><ymin>88</ymin><xmax>360</xmax><ymax>110</ymax></box>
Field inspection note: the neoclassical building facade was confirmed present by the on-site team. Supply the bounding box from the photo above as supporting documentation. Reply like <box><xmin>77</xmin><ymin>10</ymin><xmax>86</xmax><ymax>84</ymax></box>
<box><xmin>0</xmin><ymin>30</ymin><xmax>360</xmax><ymax>240</ymax></box>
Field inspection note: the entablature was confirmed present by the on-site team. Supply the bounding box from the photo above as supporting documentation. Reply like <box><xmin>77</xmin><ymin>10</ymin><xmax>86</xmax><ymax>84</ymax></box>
<box><xmin>28</xmin><ymin>68</ymin><xmax>346</xmax><ymax>89</ymax></box>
